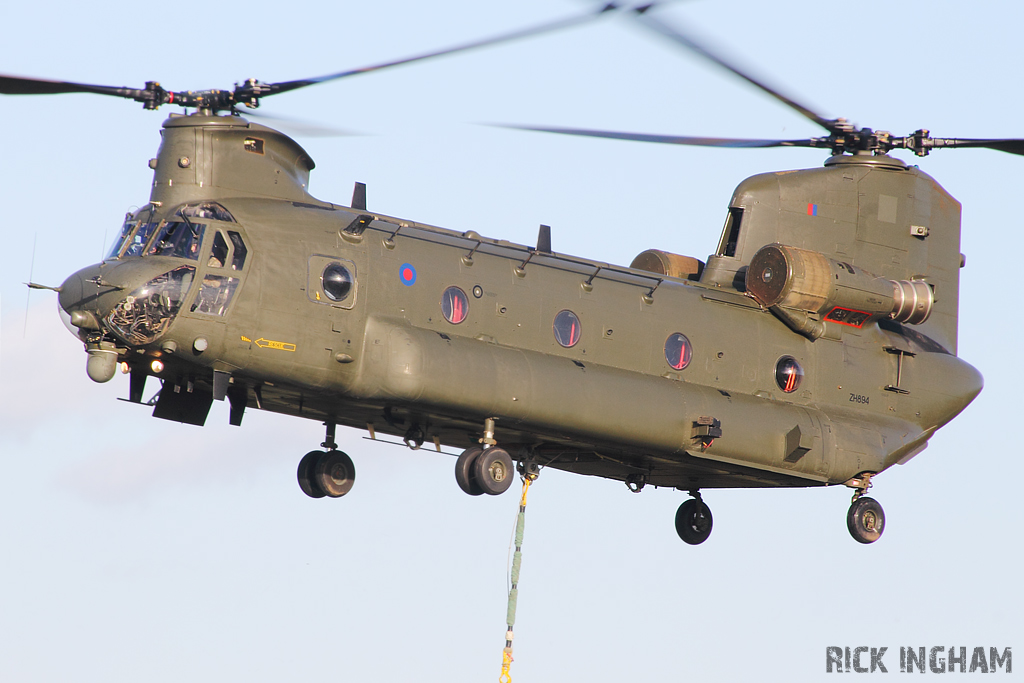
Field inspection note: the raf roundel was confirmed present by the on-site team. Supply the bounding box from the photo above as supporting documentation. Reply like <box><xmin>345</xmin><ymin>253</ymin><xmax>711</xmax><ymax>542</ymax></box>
<box><xmin>399</xmin><ymin>263</ymin><xmax>417</xmax><ymax>286</ymax></box>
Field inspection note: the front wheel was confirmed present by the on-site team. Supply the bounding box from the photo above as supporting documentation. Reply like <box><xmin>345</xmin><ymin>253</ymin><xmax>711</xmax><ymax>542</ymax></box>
<box><xmin>297</xmin><ymin>450</ymin><xmax>326</xmax><ymax>499</ymax></box>
<box><xmin>847</xmin><ymin>497</ymin><xmax>884</xmax><ymax>544</ymax></box>
<box><xmin>675</xmin><ymin>498</ymin><xmax>713</xmax><ymax>545</ymax></box>
<box><xmin>455</xmin><ymin>446</ymin><xmax>485</xmax><ymax>496</ymax></box>
<box><xmin>472</xmin><ymin>447</ymin><xmax>514</xmax><ymax>496</ymax></box>
<box><xmin>314</xmin><ymin>450</ymin><xmax>356</xmax><ymax>498</ymax></box>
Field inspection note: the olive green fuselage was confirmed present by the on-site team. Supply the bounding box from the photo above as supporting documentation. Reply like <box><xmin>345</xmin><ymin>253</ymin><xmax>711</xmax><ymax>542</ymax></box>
<box><xmin>59</xmin><ymin>114</ymin><xmax>982</xmax><ymax>491</ymax></box>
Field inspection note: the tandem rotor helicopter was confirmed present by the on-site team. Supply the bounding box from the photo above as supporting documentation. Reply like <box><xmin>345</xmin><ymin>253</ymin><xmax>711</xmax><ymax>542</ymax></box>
<box><xmin>4</xmin><ymin>3</ymin><xmax>1014</xmax><ymax>546</ymax></box>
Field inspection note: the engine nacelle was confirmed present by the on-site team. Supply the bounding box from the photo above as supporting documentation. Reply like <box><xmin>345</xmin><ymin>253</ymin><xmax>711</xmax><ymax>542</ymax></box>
<box><xmin>630</xmin><ymin>249</ymin><xmax>705</xmax><ymax>281</ymax></box>
<box><xmin>746</xmin><ymin>244</ymin><xmax>933</xmax><ymax>327</ymax></box>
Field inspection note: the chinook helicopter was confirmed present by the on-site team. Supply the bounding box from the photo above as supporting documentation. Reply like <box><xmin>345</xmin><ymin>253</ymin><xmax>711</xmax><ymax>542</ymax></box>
<box><xmin>3</xmin><ymin>4</ymin><xmax>1011</xmax><ymax>547</ymax></box>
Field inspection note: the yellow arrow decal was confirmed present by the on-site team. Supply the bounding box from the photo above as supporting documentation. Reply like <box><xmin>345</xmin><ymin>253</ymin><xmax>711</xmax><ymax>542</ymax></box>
<box><xmin>254</xmin><ymin>337</ymin><xmax>297</xmax><ymax>352</ymax></box>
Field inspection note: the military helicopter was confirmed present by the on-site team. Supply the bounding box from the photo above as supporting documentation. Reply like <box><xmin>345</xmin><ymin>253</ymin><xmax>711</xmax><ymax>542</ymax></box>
<box><xmin>4</xmin><ymin>3</ymin><xmax>1013</xmax><ymax>547</ymax></box>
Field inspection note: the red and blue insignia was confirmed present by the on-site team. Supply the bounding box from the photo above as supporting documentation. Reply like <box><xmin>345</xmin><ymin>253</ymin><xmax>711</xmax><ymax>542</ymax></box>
<box><xmin>399</xmin><ymin>263</ymin><xmax>417</xmax><ymax>286</ymax></box>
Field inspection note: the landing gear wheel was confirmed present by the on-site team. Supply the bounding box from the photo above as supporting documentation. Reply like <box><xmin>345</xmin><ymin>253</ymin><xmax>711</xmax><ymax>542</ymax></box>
<box><xmin>472</xmin><ymin>447</ymin><xmax>514</xmax><ymax>496</ymax></box>
<box><xmin>847</xmin><ymin>496</ymin><xmax>885</xmax><ymax>544</ymax></box>
<box><xmin>314</xmin><ymin>450</ymin><xmax>356</xmax><ymax>498</ymax></box>
<box><xmin>297</xmin><ymin>450</ymin><xmax>326</xmax><ymax>499</ymax></box>
<box><xmin>675</xmin><ymin>498</ymin><xmax>713</xmax><ymax>545</ymax></box>
<box><xmin>455</xmin><ymin>446</ymin><xmax>485</xmax><ymax>496</ymax></box>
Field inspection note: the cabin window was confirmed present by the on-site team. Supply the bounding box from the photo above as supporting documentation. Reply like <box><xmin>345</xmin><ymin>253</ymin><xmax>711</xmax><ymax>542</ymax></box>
<box><xmin>716</xmin><ymin>207</ymin><xmax>744</xmax><ymax>257</ymax></box>
<box><xmin>553</xmin><ymin>310</ymin><xmax>581</xmax><ymax>348</ymax></box>
<box><xmin>322</xmin><ymin>263</ymin><xmax>354</xmax><ymax>302</ymax></box>
<box><xmin>441</xmin><ymin>286</ymin><xmax>469</xmax><ymax>324</ymax></box>
<box><xmin>775</xmin><ymin>356</ymin><xmax>804</xmax><ymax>393</ymax></box>
<box><xmin>665</xmin><ymin>333</ymin><xmax>693</xmax><ymax>370</ymax></box>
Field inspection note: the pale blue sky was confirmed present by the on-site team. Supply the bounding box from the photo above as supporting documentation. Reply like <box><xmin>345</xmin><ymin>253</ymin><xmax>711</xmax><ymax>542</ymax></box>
<box><xmin>1</xmin><ymin>1</ymin><xmax>1021</xmax><ymax>681</ymax></box>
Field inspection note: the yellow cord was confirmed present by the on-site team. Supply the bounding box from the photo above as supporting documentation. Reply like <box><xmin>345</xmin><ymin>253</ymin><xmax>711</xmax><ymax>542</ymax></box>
<box><xmin>499</xmin><ymin>648</ymin><xmax>513</xmax><ymax>683</ymax></box>
<box><xmin>499</xmin><ymin>475</ymin><xmax>536</xmax><ymax>682</ymax></box>
<box><xmin>520</xmin><ymin>477</ymin><xmax>532</xmax><ymax>506</ymax></box>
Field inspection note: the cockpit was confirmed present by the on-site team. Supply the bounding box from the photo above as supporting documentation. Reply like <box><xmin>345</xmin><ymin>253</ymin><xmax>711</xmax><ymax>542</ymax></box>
<box><xmin>85</xmin><ymin>201</ymin><xmax>249</xmax><ymax>347</ymax></box>
<box><xmin>107</xmin><ymin>201</ymin><xmax>237</xmax><ymax>261</ymax></box>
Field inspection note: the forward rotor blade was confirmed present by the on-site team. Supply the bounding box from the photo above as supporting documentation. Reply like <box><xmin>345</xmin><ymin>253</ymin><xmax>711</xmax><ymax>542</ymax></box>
<box><xmin>235</xmin><ymin>107</ymin><xmax>362</xmax><ymax>138</ymax></box>
<box><xmin>497</xmin><ymin>123</ymin><xmax>820</xmax><ymax>149</ymax></box>
<box><xmin>922</xmin><ymin>137</ymin><xmax>1024</xmax><ymax>156</ymax></box>
<box><xmin>2</xmin><ymin>3</ymin><xmax>652</xmax><ymax>112</ymax></box>
<box><xmin>267</xmin><ymin>3</ymin><xmax>634</xmax><ymax>96</ymax></box>
<box><xmin>630</xmin><ymin>8</ymin><xmax>836</xmax><ymax>133</ymax></box>
<box><xmin>0</xmin><ymin>73</ymin><xmax>145</xmax><ymax>99</ymax></box>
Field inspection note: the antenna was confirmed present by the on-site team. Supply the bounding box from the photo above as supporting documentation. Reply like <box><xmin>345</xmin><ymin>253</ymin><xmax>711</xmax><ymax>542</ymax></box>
<box><xmin>23</xmin><ymin>233</ymin><xmax>38</xmax><ymax>337</ymax></box>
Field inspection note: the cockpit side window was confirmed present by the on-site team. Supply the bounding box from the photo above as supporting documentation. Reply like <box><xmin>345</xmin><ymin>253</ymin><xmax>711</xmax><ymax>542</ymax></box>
<box><xmin>148</xmin><ymin>220</ymin><xmax>206</xmax><ymax>260</ymax></box>
<box><xmin>716</xmin><ymin>207</ymin><xmax>745</xmax><ymax>257</ymax></box>
<box><xmin>192</xmin><ymin>275</ymin><xmax>240</xmax><ymax>316</ymax></box>
<box><xmin>228</xmin><ymin>231</ymin><xmax>247</xmax><ymax>271</ymax></box>
<box><xmin>208</xmin><ymin>231</ymin><xmax>229</xmax><ymax>268</ymax></box>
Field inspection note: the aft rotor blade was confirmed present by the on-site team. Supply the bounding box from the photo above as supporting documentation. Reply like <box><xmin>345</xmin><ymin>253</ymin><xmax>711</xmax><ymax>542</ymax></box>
<box><xmin>630</xmin><ymin>8</ymin><xmax>836</xmax><ymax>133</ymax></box>
<box><xmin>497</xmin><ymin>123</ymin><xmax>821</xmax><ymax>149</ymax></box>
<box><xmin>267</xmin><ymin>3</ymin><xmax>634</xmax><ymax>95</ymax></box>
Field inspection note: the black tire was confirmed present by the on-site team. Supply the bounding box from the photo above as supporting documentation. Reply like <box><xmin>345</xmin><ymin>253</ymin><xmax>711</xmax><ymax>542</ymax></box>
<box><xmin>455</xmin><ymin>446</ymin><xmax>484</xmax><ymax>496</ymax></box>
<box><xmin>314</xmin><ymin>450</ymin><xmax>356</xmax><ymax>498</ymax></box>
<box><xmin>472</xmin><ymin>447</ymin><xmax>515</xmax><ymax>496</ymax></box>
<box><xmin>847</xmin><ymin>496</ymin><xmax>885</xmax><ymax>544</ymax></box>
<box><xmin>297</xmin><ymin>450</ymin><xmax>326</xmax><ymax>499</ymax></box>
<box><xmin>675</xmin><ymin>498</ymin><xmax>713</xmax><ymax>545</ymax></box>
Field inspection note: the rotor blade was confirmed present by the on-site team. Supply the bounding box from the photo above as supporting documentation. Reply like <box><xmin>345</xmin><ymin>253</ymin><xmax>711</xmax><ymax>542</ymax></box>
<box><xmin>267</xmin><ymin>3</ymin><xmax>635</xmax><ymax>96</ymax></box>
<box><xmin>924</xmin><ymin>137</ymin><xmax>1024</xmax><ymax>156</ymax></box>
<box><xmin>0</xmin><ymin>73</ymin><xmax>146</xmax><ymax>99</ymax></box>
<box><xmin>629</xmin><ymin>8</ymin><xmax>836</xmax><ymax>133</ymax></box>
<box><xmin>235</xmin><ymin>107</ymin><xmax>362</xmax><ymax>138</ymax></box>
<box><xmin>496</xmin><ymin>123</ymin><xmax>821</xmax><ymax>149</ymax></box>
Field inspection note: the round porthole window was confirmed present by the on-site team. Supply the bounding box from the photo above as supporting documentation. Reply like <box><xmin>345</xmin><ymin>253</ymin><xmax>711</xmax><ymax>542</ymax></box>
<box><xmin>665</xmin><ymin>333</ymin><xmax>693</xmax><ymax>370</ymax></box>
<box><xmin>442</xmin><ymin>286</ymin><xmax>469</xmax><ymax>324</ymax></box>
<box><xmin>322</xmin><ymin>263</ymin><xmax>353</xmax><ymax>302</ymax></box>
<box><xmin>553</xmin><ymin>309</ymin><xmax>581</xmax><ymax>348</ymax></box>
<box><xmin>775</xmin><ymin>356</ymin><xmax>804</xmax><ymax>393</ymax></box>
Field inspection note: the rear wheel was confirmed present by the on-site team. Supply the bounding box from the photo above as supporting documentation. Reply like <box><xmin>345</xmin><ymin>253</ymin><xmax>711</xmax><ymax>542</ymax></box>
<box><xmin>847</xmin><ymin>497</ymin><xmax>884</xmax><ymax>544</ymax></box>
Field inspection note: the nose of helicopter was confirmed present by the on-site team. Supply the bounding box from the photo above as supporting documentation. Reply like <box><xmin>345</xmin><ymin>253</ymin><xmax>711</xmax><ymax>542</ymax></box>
<box><xmin>57</xmin><ymin>264</ymin><xmax>116</xmax><ymax>336</ymax></box>
<box><xmin>57</xmin><ymin>264</ymin><xmax>124</xmax><ymax>383</ymax></box>
<box><xmin>57</xmin><ymin>269</ymin><xmax>101</xmax><ymax>334</ymax></box>
<box><xmin>57</xmin><ymin>259</ymin><xmax>196</xmax><ymax>383</ymax></box>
